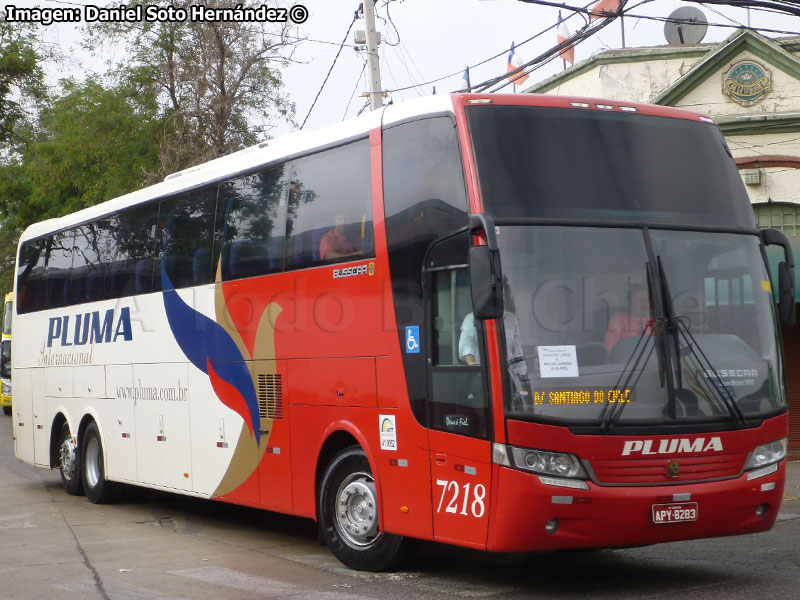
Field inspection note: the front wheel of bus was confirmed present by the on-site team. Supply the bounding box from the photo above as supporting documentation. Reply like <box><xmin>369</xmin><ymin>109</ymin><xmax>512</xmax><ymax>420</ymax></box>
<box><xmin>59</xmin><ymin>423</ymin><xmax>84</xmax><ymax>496</ymax></box>
<box><xmin>81</xmin><ymin>422</ymin><xmax>118</xmax><ymax>504</ymax></box>
<box><xmin>319</xmin><ymin>446</ymin><xmax>414</xmax><ymax>571</ymax></box>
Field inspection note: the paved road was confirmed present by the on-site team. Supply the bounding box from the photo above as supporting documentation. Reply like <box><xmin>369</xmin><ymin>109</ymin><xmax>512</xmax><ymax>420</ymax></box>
<box><xmin>1</xmin><ymin>413</ymin><xmax>799</xmax><ymax>600</ymax></box>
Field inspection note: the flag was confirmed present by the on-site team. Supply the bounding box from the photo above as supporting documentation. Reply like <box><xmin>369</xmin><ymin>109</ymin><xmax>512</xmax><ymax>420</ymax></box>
<box><xmin>589</xmin><ymin>0</ymin><xmax>620</xmax><ymax>20</ymax></box>
<box><xmin>557</xmin><ymin>11</ymin><xmax>575</xmax><ymax>66</ymax></box>
<box><xmin>507</xmin><ymin>43</ymin><xmax>529</xmax><ymax>86</ymax></box>
<box><xmin>461</xmin><ymin>66</ymin><xmax>471</xmax><ymax>91</ymax></box>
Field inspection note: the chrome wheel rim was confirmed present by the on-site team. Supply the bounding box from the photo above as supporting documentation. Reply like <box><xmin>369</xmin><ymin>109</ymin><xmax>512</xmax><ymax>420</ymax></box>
<box><xmin>85</xmin><ymin>436</ymin><xmax>101</xmax><ymax>488</ymax></box>
<box><xmin>60</xmin><ymin>437</ymin><xmax>77</xmax><ymax>482</ymax></box>
<box><xmin>335</xmin><ymin>471</ymin><xmax>380</xmax><ymax>548</ymax></box>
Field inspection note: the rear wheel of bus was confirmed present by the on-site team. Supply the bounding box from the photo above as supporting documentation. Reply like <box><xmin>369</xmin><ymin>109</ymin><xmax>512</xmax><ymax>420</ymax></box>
<box><xmin>58</xmin><ymin>423</ymin><xmax>83</xmax><ymax>496</ymax></box>
<box><xmin>318</xmin><ymin>446</ymin><xmax>414</xmax><ymax>571</ymax></box>
<box><xmin>81</xmin><ymin>421</ymin><xmax>119</xmax><ymax>503</ymax></box>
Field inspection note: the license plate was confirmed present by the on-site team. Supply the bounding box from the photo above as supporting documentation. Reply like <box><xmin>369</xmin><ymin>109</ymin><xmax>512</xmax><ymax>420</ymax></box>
<box><xmin>651</xmin><ymin>502</ymin><xmax>698</xmax><ymax>524</ymax></box>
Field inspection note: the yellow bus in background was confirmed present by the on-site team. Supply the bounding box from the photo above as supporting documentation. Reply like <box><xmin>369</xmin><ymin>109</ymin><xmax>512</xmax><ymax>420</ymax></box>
<box><xmin>1</xmin><ymin>292</ymin><xmax>12</xmax><ymax>415</ymax></box>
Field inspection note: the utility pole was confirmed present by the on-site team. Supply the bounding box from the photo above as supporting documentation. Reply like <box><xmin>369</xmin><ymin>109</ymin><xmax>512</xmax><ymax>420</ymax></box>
<box><xmin>362</xmin><ymin>0</ymin><xmax>383</xmax><ymax>110</ymax></box>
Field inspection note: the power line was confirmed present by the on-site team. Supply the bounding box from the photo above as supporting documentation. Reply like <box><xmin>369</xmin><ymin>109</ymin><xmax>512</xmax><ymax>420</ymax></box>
<box><xmin>342</xmin><ymin>59</ymin><xmax>368</xmax><ymax>120</ymax></box>
<box><xmin>299</xmin><ymin>4</ymin><xmax>361</xmax><ymax>130</ymax></box>
<box><xmin>383</xmin><ymin>0</ymin><xmax>799</xmax><ymax>98</ymax></box>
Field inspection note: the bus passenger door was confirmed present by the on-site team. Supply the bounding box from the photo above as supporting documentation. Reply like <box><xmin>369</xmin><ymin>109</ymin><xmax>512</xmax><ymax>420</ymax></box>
<box><xmin>426</xmin><ymin>243</ymin><xmax>493</xmax><ymax>548</ymax></box>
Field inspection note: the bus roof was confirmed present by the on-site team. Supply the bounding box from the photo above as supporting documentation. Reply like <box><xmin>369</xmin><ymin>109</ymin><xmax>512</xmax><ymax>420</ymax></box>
<box><xmin>18</xmin><ymin>92</ymin><xmax>712</xmax><ymax>244</ymax></box>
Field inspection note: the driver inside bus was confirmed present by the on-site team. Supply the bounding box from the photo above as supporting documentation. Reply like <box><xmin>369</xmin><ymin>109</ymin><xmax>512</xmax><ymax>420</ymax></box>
<box><xmin>604</xmin><ymin>284</ymin><xmax>654</xmax><ymax>351</ymax></box>
<box><xmin>459</xmin><ymin>282</ymin><xmax>527</xmax><ymax>378</ymax></box>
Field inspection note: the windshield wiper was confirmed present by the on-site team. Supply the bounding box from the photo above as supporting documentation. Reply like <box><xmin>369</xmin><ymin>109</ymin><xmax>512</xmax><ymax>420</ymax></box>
<box><xmin>673</xmin><ymin>318</ymin><xmax>747</xmax><ymax>426</ymax></box>
<box><xmin>599</xmin><ymin>264</ymin><xmax>659</xmax><ymax>430</ymax></box>
<box><xmin>654</xmin><ymin>256</ymin><xmax>747</xmax><ymax>426</ymax></box>
<box><xmin>601</xmin><ymin>257</ymin><xmax>748</xmax><ymax>429</ymax></box>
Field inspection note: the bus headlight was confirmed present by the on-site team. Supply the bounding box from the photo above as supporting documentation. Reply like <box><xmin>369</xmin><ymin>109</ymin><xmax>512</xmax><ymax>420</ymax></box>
<box><xmin>510</xmin><ymin>447</ymin><xmax>587</xmax><ymax>479</ymax></box>
<box><xmin>744</xmin><ymin>438</ymin><xmax>787</xmax><ymax>471</ymax></box>
<box><xmin>1</xmin><ymin>381</ymin><xmax>10</xmax><ymax>396</ymax></box>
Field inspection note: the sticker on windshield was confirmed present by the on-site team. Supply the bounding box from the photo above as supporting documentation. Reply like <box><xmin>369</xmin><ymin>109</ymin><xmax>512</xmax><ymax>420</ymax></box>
<box><xmin>538</xmin><ymin>345</ymin><xmax>579</xmax><ymax>378</ymax></box>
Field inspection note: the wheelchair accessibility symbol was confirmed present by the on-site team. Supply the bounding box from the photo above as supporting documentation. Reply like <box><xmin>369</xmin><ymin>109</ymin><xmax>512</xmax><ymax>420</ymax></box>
<box><xmin>405</xmin><ymin>326</ymin><xmax>420</xmax><ymax>354</ymax></box>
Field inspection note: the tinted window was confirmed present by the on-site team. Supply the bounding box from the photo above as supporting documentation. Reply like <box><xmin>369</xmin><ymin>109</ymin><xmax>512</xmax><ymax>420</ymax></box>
<box><xmin>382</xmin><ymin>116</ymin><xmax>469</xmax><ymax>425</ymax></box>
<box><xmin>3</xmin><ymin>300</ymin><xmax>11</xmax><ymax>334</ymax></box>
<box><xmin>157</xmin><ymin>189</ymin><xmax>218</xmax><ymax>290</ymax></box>
<box><xmin>17</xmin><ymin>240</ymin><xmax>46</xmax><ymax>314</ymax></box>
<box><xmin>44</xmin><ymin>231</ymin><xmax>74</xmax><ymax>309</ymax></box>
<box><xmin>286</xmin><ymin>140</ymin><xmax>373</xmax><ymax>269</ymax></box>
<box><xmin>430</xmin><ymin>267</ymin><xmax>488</xmax><ymax>438</ymax></box>
<box><xmin>467</xmin><ymin>106</ymin><xmax>754</xmax><ymax>227</ymax></box>
<box><xmin>220</xmin><ymin>165</ymin><xmax>286</xmax><ymax>281</ymax></box>
<box><xmin>71</xmin><ymin>221</ymin><xmax>114</xmax><ymax>304</ymax></box>
<box><xmin>109</xmin><ymin>203</ymin><xmax>160</xmax><ymax>297</ymax></box>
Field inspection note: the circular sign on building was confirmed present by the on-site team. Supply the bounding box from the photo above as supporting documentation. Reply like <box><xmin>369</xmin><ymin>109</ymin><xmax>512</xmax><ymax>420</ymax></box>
<box><xmin>722</xmin><ymin>60</ymin><xmax>771</xmax><ymax>106</ymax></box>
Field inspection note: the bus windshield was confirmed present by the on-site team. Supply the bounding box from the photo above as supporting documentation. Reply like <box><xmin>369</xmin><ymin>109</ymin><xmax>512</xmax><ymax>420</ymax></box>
<box><xmin>497</xmin><ymin>226</ymin><xmax>784</xmax><ymax>427</ymax></box>
<box><xmin>466</xmin><ymin>105</ymin><xmax>755</xmax><ymax>229</ymax></box>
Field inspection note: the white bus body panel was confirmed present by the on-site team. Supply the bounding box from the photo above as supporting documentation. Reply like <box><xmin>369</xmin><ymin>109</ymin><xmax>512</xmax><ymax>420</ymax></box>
<box><xmin>13</xmin><ymin>287</ymin><xmax>246</xmax><ymax>497</ymax></box>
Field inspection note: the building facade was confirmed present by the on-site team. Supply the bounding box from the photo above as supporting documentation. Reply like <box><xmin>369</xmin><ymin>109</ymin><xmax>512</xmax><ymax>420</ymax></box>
<box><xmin>528</xmin><ymin>29</ymin><xmax>800</xmax><ymax>451</ymax></box>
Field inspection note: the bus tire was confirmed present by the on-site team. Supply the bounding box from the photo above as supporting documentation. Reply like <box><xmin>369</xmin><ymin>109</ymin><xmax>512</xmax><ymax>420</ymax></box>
<box><xmin>58</xmin><ymin>423</ymin><xmax>84</xmax><ymax>496</ymax></box>
<box><xmin>318</xmin><ymin>446</ymin><xmax>414</xmax><ymax>571</ymax></box>
<box><xmin>3</xmin><ymin>406</ymin><xmax>10</xmax><ymax>416</ymax></box>
<box><xmin>81</xmin><ymin>422</ymin><xmax>118</xmax><ymax>504</ymax></box>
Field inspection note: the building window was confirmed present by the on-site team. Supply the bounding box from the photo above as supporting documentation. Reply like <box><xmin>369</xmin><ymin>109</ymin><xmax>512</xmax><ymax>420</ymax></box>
<box><xmin>753</xmin><ymin>203</ymin><xmax>800</xmax><ymax>235</ymax></box>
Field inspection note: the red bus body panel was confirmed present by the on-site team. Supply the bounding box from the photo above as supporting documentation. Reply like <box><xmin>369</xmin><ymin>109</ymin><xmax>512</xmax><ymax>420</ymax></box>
<box><xmin>209</xmin><ymin>93</ymin><xmax>784</xmax><ymax>555</ymax></box>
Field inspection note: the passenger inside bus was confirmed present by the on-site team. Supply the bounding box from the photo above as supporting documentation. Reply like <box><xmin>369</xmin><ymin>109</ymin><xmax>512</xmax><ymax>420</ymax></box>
<box><xmin>603</xmin><ymin>284</ymin><xmax>654</xmax><ymax>351</ymax></box>
<box><xmin>318</xmin><ymin>213</ymin><xmax>362</xmax><ymax>261</ymax></box>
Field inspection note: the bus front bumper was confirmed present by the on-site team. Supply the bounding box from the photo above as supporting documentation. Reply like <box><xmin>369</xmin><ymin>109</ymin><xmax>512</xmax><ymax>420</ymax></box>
<box><xmin>488</xmin><ymin>461</ymin><xmax>785</xmax><ymax>552</ymax></box>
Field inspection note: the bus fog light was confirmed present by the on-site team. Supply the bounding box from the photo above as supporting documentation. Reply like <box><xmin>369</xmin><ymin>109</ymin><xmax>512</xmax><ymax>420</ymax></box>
<box><xmin>755</xmin><ymin>504</ymin><xmax>768</xmax><ymax>519</ymax></box>
<box><xmin>545</xmin><ymin>519</ymin><xmax>559</xmax><ymax>534</ymax></box>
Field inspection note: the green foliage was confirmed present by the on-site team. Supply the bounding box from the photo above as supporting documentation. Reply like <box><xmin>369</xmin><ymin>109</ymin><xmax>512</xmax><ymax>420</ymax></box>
<box><xmin>29</xmin><ymin>79</ymin><xmax>162</xmax><ymax>216</ymax></box>
<box><xmin>0</xmin><ymin>19</ymin><xmax>46</xmax><ymax>149</ymax></box>
<box><xmin>0</xmin><ymin>3</ymin><xmax>297</xmax><ymax>291</ymax></box>
<box><xmin>0</xmin><ymin>79</ymin><xmax>163</xmax><ymax>291</ymax></box>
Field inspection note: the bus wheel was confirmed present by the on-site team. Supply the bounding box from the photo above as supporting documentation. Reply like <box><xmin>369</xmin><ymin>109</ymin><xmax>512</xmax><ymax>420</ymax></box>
<box><xmin>58</xmin><ymin>423</ymin><xmax>84</xmax><ymax>496</ymax></box>
<box><xmin>81</xmin><ymin>422</ymin><xmax>118</xmax><ymax>504</ymax></box>
<box><xmin>318</xmin><ymin>446</ymin><xmax>413</xmax><ymax>571</ymax></box>
<box><xmin>2</xmin><ymin>406</ymin><xmax>10</xmax><ymax>416</ymax></box>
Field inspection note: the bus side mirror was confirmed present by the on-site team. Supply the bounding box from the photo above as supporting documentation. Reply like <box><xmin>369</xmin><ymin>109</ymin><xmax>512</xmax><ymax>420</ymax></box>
<box><xmin>779</xmin><ymin>262</ymin><xmax>796</xmax><ymax>326</ymax></box>
<box><xmin>761</xmin><ymin>228</ymin><xmax>796</xmax><ymax>327</ymax></box>
<box><xmin>469</xmin><ymin>245</ymin><xmax>504</xmax><ymax>320</ymax></box>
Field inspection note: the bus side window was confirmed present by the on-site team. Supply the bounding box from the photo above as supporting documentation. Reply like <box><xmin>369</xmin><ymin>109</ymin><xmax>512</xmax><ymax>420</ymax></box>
<box><xmin>71</xmin><ymin>221</ymin><xmax>114</xmax><ymax>304</ymax></box>
<box><xmin>17</xmin><ymin>240</ymin><xmax>46</xmax><ymax>314</ymax></box>
<box><xmin>44</xmin><ymin>230</ymin><xmax>74</xmax><ymax>309</ymax></box>
<box><xmin>220</xmin><ymin>165</ymin><xmax>286</xmax><ymax>281</ymax></box>
<box><xmin>109</xmin><ymin>203</ymin><xmax>160</xmax><ymax>297</ymax></box>
<box><xmin>285</xmin><ymin>139</ymin><xmax>373</xmax><ymax>270</ymax></box>
<box><xmin>157</xmin><ymin>190</ymin><xmax>218</xmax><ymax>290</ymax></box>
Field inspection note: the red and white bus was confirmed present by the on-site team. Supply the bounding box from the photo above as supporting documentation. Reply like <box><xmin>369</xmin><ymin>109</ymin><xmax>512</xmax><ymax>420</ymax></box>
<box><xmin>12</xmin><ymin>93</ymin><xmax>795</xmax><ymax>571</ymax></box>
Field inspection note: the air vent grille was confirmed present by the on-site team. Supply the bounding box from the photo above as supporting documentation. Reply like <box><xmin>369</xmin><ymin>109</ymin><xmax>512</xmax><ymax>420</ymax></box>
<box><xmin>257</xmin><ymin>374</ymin><xmax>283</xmax><ymax>420</ymax></box>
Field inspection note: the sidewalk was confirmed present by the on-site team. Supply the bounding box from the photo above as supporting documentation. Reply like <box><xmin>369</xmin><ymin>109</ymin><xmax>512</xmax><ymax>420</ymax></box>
<box><xmin>784</xmin><ymin>460</ymin><xmax>800</xmax><ymax>508</ymax></box>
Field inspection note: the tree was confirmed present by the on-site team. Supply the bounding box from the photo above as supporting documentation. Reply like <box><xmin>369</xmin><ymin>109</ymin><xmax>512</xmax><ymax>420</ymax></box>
<box><xmin>88</xmin><ymin>0</ymin><xmax>298</xmax><ymax>176</ymax></box>
<box><xmin>0</xmin><ymin>18</ymin><xmax>46</xmax><ymax>151</ymax></box>
<box><xmin>0</xmin><ymin>79</ymin><xmax>164</xmax><ymax>291</ymax></box>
